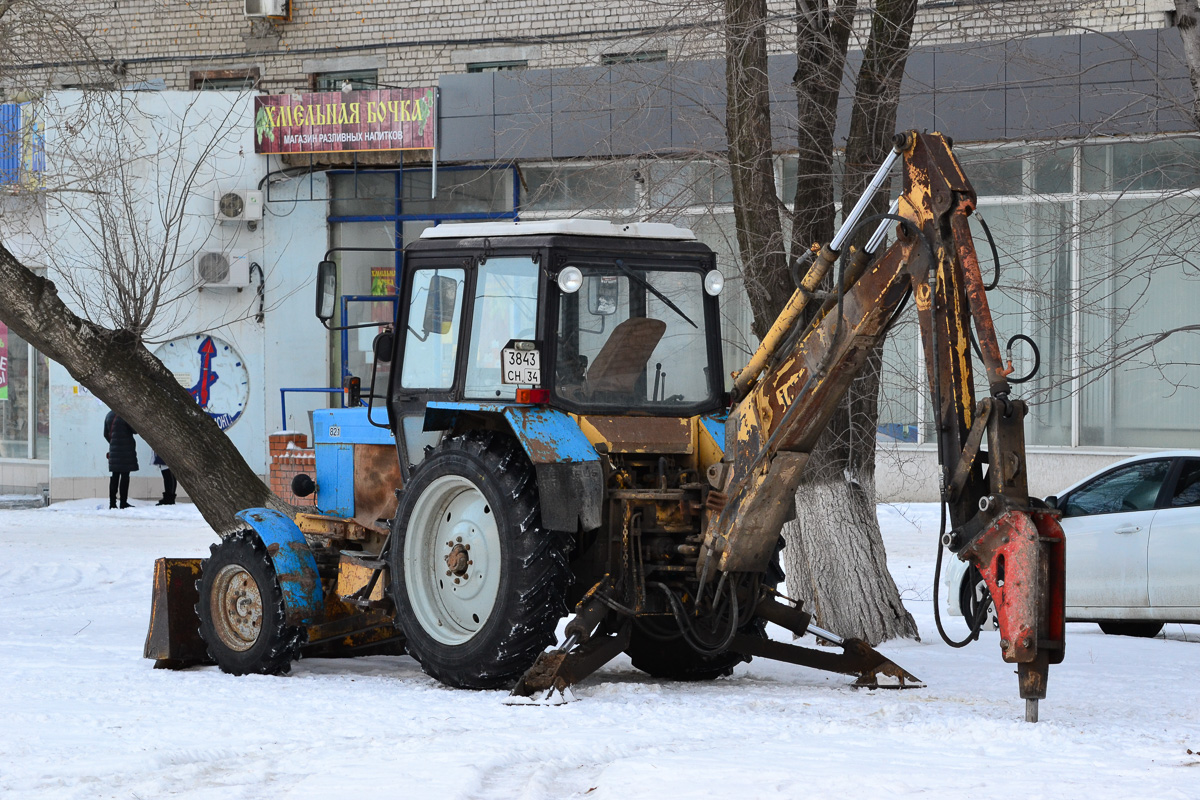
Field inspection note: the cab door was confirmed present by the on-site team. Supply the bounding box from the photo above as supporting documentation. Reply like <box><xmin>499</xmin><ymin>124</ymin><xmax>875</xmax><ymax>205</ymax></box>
<box><xmin>393</xmin><ymin>262</ymin><xmax>467</xmax><ymax>467</ymax></box>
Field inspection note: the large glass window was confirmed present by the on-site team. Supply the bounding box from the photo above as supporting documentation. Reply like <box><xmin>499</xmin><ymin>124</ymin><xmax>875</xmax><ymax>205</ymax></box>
<box><xmin>0</xmin><ymin>324</ymin><xmax>48</xmax><ymax>461</ymax></box>
<box><xmin>878</xmin><ymin>136</ymin><xmax>1200</xmax><ymax>449</ymax></box>
<box><xmin>327</xmin><ymin>166</ymin><xmax>518</xmax><ymax>383</ymax></box>
<box><xmin>556</xmin><ymin>266</ymin><xmax>716</xmax><ymax>410</ymax></box>
<box><xmin>466</xmin><ymin>258</ymin><xmax>540</xmax><ymax>399</ymax></box>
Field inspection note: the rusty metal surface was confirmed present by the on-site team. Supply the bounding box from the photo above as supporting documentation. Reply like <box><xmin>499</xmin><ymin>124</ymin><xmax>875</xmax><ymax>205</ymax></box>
<box><xmin>959</xmin><ymin>507</ymin><xmax>1063</xmax><ymax>666</ymax></box>
<box><xmin>716</xmin><ymin>452</ymin><xmax>808</xmax><ymax>572</ymax></box>
<box><xmin>295</xmin><ymin>512</ymin><xmax>377</xmax><ymax>541</ymax></box>
<box><xmin>578</xmin><ymin>415</ymin><xmax>693</xmax><ymax>454</ymax></box>
<box><xmin>730</xmin><ymin>634</ymin><xmax>923</xmax><ymax>688</ymax></box>
<box><xmin>510</xmin><ymin>624</ymin><xmax>632</xmax><ymax>696</ymax></box>
<box><xmin>352</xmin><ymin>443</ymin><xmax>402</xmax><ymax>529</ymax></box>
<box><xmin>337</xmin><ymin>553</ymin><xmax>388</xmax><ymax>603</ymax></box>
<box><xmin>951</xmin><ymin>212</ymin><xmax>1012</xmax><ymax>396</ymax></box>
<box><xmin>143</xmin><ymin>558</ymin><xmax>213</xmax><ymax>668</ymax></box>
<box><xmin>707</xmin><ymin>243</ymin><xmax>911</xmax><ymax>570</ymax></box>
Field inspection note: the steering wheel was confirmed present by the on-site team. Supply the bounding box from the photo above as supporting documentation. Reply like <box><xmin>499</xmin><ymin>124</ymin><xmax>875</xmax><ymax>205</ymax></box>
<box><xmin>1121</xmin><ymin>499</ymin><xmax>1138</xmax><ymax>511</ymax></box>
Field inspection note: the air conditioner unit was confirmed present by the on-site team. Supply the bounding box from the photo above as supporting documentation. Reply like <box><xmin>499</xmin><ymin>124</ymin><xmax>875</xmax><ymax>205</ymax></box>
<box><xmin>214</xmin><ymin>189</ymin><xmax>263</xmax><ymax>222</ymax></box>
<box><xmin>244</xmin><ymin>0</ymin><xmax>288</xmax><ymax>18</ymax></box>
<box><xmin>194</xmin><ymin>250</ymin><xmax>251</xmax><ymax>289</ymax></box>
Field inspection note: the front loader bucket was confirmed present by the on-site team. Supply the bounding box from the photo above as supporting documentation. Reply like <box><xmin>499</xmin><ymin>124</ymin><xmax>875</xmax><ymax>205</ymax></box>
<box><xmin>143</xmin><ymin>558</ymin><xmax>213</xmax><ymax>669</ymax></box>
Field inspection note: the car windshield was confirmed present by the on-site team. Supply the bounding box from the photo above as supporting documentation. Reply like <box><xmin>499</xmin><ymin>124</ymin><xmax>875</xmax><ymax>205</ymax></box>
<box><xmin>555</xmin><ymin>265</ymin><xmax>716</xmax><ymax>411</ymax></box>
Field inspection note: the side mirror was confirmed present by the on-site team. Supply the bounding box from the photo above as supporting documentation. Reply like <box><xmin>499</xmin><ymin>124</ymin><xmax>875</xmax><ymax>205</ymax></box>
<box><xmin>422</xmin><ymin>274</ymin><xmax>459</xmax><ymax>335</ymax></box>
<box><xmin>316</xmin><ymin>260</ymin><xmax>337</xmax><ymax>322</ymax></box>
<box><xmin>587</xmin><ymin>274</ymin><xmax>619</xmax><ymax>316</ymax></box>
<box><xmin>1044</xmin><ymin>495</ymin><xmax>1058</xmax><ymax>509</ymax></box>
<box><xmin>373</xmin><ymin>330</ymin><xmax>395</xmax><ymax>363</ymax></box>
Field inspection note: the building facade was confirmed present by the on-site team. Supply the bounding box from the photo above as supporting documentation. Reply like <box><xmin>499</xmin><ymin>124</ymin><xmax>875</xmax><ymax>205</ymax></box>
<box><xmin>1</xmin><ymin>0</ymin><xmax>1197</xmax><ymax>500</ymax></box>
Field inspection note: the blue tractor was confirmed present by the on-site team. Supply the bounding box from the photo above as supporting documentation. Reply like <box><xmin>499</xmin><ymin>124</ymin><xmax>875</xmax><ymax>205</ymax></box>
<box><xmin>148</xmin><ymin>135</ymin><xmax>1064</xmax><ymax>717</ymax></box>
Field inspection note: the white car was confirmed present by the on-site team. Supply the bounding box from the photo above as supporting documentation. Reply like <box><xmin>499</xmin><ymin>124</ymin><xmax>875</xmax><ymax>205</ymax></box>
<box><xmin>944</xmin><ymin>451</ymin><xmax>1200</xmax><ymax>637</ymax></box>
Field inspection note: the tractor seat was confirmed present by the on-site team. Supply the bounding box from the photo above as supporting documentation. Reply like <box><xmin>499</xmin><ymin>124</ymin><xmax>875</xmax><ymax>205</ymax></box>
<box><xmin>586</xmin><ymin>317</ymin><xmax>666</xmax><ymax>395</ymax></box>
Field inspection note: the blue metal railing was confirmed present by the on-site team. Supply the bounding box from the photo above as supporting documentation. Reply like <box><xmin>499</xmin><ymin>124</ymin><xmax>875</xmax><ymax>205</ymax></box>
<box><xmin>280</xmin><ymin>387</ymin><xmax>348</xmax><ymax>433</ymax></box>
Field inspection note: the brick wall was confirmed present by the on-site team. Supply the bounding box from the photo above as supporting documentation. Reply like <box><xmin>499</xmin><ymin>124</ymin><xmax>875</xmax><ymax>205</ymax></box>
<box><xmin>22</xmin><ymin>0</ymin><xmax>1178</xmax><ymax>94</ymax></box>
<box><xmin>268</xmin><ymin>432</ymin><xmax>316</xmax><ymax>507</ymax></box>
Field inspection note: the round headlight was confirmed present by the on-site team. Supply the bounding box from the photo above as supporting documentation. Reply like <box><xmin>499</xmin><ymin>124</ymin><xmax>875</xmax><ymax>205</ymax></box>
<box><xmin>557</xmin><ymin>266</ymin><xmax>583</xmax><ymax>294</ymax></box>
<box><xmin>704</xmin><ymin>269</ymin><xmax>724</xmax><ymax>296</ymax></box>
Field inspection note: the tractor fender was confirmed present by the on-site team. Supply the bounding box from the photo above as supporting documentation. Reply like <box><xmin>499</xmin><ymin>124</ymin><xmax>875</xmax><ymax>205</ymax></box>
<box><xmin>423</xmin><ymin>402</ymin><xmax>603</xmax><ymax>532</ymax></box>
<box><xmin>233</xmin><ymin>508</ymin><xmax>325</xmax><ymax>625</ymax></box>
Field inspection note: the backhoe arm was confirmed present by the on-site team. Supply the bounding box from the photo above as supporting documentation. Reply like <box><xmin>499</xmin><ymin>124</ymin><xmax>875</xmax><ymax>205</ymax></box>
<box><xmin>703</xmin><ymin>131</ymin><xmax>1065</xmax><ymax>719</ymax></box>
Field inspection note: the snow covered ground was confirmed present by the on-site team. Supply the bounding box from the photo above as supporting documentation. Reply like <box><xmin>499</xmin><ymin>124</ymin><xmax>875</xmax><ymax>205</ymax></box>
<box><xmin>2</xmin><ymin>500</ymin><xmax>1198</xmax><ymax>799</ymax></box>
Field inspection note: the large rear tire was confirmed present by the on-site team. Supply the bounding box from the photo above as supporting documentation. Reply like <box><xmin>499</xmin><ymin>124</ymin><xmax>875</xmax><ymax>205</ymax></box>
<box><xmin>627</xmin><ymin>618</ymin><xmax>745</xmax><ymax>681</ymax></box>
<box><xmin>390</xmin><ymin>431</ymin><xmax>571</xmax><ymax>689</ymax></box>
<box><xmin>629</xmin><ymin>552</ymin><xmax>784</xmax><ymax>682</ymax></box>
<box><xmin>196</xmin><ymin>531</ymin><xmax>303</xmax><ymax>675</ymax></box>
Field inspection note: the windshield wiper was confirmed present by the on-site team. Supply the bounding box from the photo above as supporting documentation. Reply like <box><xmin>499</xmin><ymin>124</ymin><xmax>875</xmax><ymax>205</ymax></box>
<box><xmin>613</xmin><ymin>259</ymin><xmax>697</xmax><ymax>329</ymax></box>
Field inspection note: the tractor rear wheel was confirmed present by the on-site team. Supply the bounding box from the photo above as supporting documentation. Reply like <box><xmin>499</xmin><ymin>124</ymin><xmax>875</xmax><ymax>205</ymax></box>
<box><xmin>629</xmin><ymin>552</ymin><xmax>784</xmax><ymax>682</ymax></box>
<box><xmin>390</xmin><ymin>431</ymin><xmax>571</xmax><ymax>689</ymax></box>
<box><xmin>1098</xmin><ymin>621</ymin><xmax>1163</xmax><ymax>638</ymax></box>
<box><xmin>196</xmin><ymin>531</ymin><xmax>303</xmax><ymax>675</ymax></box>
<box><xmin>627</xmin><ymin>618</ymin><xmax>745</xmax><ymax>681</ymax></box>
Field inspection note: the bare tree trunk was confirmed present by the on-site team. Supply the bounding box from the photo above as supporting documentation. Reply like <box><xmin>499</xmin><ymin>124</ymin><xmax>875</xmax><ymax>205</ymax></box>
<box><xmin>782</xmin><ymin>0</ymin><xmax>920</xmax><ymax>645</ymax></box>
<box><xmin>0</xmin><ymin>246</ymin><xmax>290</xmax><ymax>534</ymax></box>
<box><xmin>1174</xmin><ymin>0</ymin><xmax>1200</xmax><ymax>127</ymax></box>
<box><xmin>725</xmin><ymin>0</ymin><xmax>790</xmax><ymax>338</ymax></box>
<box><xmin>789</xmin><ymin>0</ymin><xmax>856</xmax><ymax>255</ymax></box>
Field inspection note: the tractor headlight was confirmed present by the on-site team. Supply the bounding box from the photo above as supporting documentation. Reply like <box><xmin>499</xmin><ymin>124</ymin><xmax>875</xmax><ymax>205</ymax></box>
<box><xmin>704</xmin><ymin>269</ymin><xmax>724</xmax><ymax>296</ymax></box>
<box><xmin>557</xmin><ymin>266</ymin><xmax>583</xmax><ymax>294</ymax></box>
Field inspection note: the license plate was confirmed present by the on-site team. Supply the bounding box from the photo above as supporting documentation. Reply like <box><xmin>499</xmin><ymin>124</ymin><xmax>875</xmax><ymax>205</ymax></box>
<box><xmin>501</xmin><ymin>347</ymin><xmax>541</xmax><ymax>385</ymax></box>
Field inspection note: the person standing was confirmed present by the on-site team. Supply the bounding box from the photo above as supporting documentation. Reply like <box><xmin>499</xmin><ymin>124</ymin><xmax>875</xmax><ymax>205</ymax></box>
<box><xmin>152</xmin><ymin>451</ymin><xmax>176</xmax><ymax>506</ymax></box>
<box><xmin>103</xmin><ymin>410</ymin><xmax>138</xmax><ymax>509</ymax></box>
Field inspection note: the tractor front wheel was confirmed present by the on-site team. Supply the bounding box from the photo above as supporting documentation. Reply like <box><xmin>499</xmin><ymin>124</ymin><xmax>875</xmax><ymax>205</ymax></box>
<box><xmin>196</xmin><ymin>531</ymin><xmax>303</xmax><ymax>675</ymax></box>
<box><xmin>390</xmin><ymin>431</ymin><xmax>570</xmax><ymax>689</ymax></box>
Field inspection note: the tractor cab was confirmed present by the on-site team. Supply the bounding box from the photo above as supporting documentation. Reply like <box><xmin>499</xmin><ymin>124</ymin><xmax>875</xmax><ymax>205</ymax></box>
<box><xmin>373</xmin><ymin>220</ymin><xmax>726</xmax><ymax>467</ymax></box>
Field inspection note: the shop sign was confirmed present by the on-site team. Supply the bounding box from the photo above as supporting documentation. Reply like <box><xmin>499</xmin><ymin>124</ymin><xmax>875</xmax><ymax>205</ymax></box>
<box><xmin>0</xmin><ymin>322</ymin><xmax>7</xmax><ymax>401</ymax></box>
<box><xmin>253</xmin><ymin>88</ymin><xmax>436</xmax><ymax>155</ymax></box>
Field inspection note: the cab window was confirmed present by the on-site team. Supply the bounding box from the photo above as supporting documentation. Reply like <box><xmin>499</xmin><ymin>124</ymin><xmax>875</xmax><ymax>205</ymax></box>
<box><xmin>465</xmin><ymin>257</ymin><xmax>540</xmax><ymax>399</ymax></box>
<box><xmin>400</xmin><ymin>267</ymin><xmax>465</xmax><ymax>390</ymax></box>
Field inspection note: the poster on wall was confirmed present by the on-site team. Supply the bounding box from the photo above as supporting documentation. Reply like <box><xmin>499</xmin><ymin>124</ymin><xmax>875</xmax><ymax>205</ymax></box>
<box><xmin>253</xmin><ymin>88</ymin><xmax>436</xmax><ymax>155</ymax></box>
<box><xmin>154</xmin><ymin>335</ymin><xmax>250</xmax><ymax>430</ymax></box>
<box><xmin>0</xmin><ymin>321</ymin><xmax>8</xmax><ymax>401</ymax></box>
<box><xmin>370</xmin><ymin>266</ymin><xmax>396</xmax><ymax>296</ymax></box>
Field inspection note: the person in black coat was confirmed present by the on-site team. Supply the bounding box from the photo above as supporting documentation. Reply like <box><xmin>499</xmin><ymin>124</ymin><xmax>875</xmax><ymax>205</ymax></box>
<box><xmin>103</xmin><ymin>410</ymin><xmax>138</xmax><ymax>509</ymax></box>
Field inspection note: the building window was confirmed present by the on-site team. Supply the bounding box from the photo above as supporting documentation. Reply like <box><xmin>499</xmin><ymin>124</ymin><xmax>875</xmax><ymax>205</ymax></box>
<box><xmin>467</xmin><ymin>60</ymin><xmax>527</xmax><ymax>73</ymax></box>
<box><xmin>0</xmin><ymin>102</ymin><xmax>44</xmax><ymax>189</ymax></box>
<box><xmin>876</xmin><ymin>136</ymin><xmax>1200</xmax><ymax>449</ymax></box>
<box><xmin>0</xmin><ymin>323</ymin><xmax>49</xmax><ymax>460</ymax></box>
<box><xmin>326</xmin><ymin>166</ymin><xmax>518</xmax><ymax>382</ymax></box>
<box><xmin>190</xmin><ymin>69</ymin><xmax>260</xmax><ymax>91</ymax></box>
<box><xmin>600</xmin><ymin>50</ymin><xmax>667</xmax><ymax>65</ymax></box>
<box><xmin>313</xmin><ymin>69</ymin><xmax>378</xmax><ymax>92</ymax></box>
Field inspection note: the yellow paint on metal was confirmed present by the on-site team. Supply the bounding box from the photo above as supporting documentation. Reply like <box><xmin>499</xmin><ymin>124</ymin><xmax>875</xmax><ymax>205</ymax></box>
<box><xmin>696</xmin><ymin>417</ymin><xmax>725</xmax><ymax>474</ymax></box>
<box><xmin>337</xmin><ymin>554</ymin><xmax>387</xmax><ymax>602</ymax></box>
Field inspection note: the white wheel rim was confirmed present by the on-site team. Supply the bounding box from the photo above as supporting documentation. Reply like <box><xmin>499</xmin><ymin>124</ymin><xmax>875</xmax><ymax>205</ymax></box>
<box><xmin>405</xmin><ymin>474</ymin><xmax>502</xmax><ymax>646</ymax></box>
<box><xmin>210</xmin><ymin>564</ymin><xmax>263</xmax><ymax>651</ymax></box>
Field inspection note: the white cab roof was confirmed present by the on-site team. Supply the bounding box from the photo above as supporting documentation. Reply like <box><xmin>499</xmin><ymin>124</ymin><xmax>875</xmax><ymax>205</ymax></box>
<box><xmin>418</xmin><ymin>219</ymin><xmax>697</xmax><ymax>241</ymax></box>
